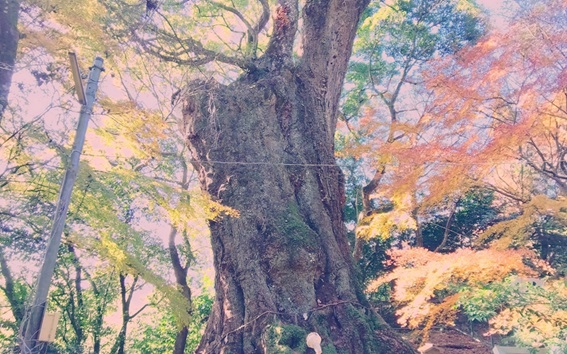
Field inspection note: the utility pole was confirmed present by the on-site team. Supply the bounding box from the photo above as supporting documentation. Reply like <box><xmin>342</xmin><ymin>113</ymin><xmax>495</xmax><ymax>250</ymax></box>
<box><xmin>19</xmin><ymin>55</ymin><xmax>104</xmax><ymax>354</ymax></box>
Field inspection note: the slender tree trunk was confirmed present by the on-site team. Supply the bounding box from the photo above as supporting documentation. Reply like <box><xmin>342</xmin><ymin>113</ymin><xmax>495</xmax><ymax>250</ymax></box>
<box><xmin>168</xmin><ymin>158</ymin><xmax>193</xmax><ymax>354</ymax></box>
<box><xmin>92</xmin><ymin>311</ymin><xmax>103</xmax><ymax>354</ymax></box>
<box><xmin>182</xmin><ymin>1</ymin><xmax>416</xmax><ymax>352</ymax></box>
<box><xmin>91</xmin><ymin>290</ymin><xmax>104</xmax><ymax>354</ymax></box>
<box><xmin>411</xmin><ymin>193</ymin><xmax>423</xmax><ymax>248</ymax></box>
<box><xmin>0</xmin><ymin>246</ymin><xmax>24</xmax><ymax>323</ymax></box>
<box><xmin>110</xmin><ymin>274</ymin><xmax>135</xmax><ymax>354</ymax></box>
<box><xmin>112</xmin><ymin>325</ymin><xmax>127</xmax><ymax>354</ymax></box>
<box><xmin>354</xmin><ymin>166</ymin><xmax>386</xmax><ymax>260</ymax></box>
<box><xmin>0</xmin><ymin>0</ymin><xmax>20</xmax><ymax>119</ymax></box>
<box><xmin>89</xmin><ymin>269</ymin><xmax>111</xmax><ymax>354</ymax></box>
<box><xmin>168</xmin><ymin>226</ymin><xmax>193</xmax><ymax>354</ymax></box>
<box><xmin>412</xmin><ymin>208</ymin><xmax>424</xmax><ymax>248</ymax></box>
<box><xmin>174</xmin><ymin>327</ymin><xmax>189</xmax><ymax>354</ymax></box>
<box><xmin>354</xmin><ymin>94</ymin><xmax>401</xmax><ymax>258</ymax></box>
<box><xmin>434</xmin><ymin>199</ymin><xmax>458</xmax><ymax>252</ymax></box>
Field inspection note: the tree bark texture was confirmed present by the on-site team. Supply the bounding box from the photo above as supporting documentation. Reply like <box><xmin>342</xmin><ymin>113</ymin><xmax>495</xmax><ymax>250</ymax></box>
<box><xmin>182</xmin><ymin>1</ymin><xmax>416</xmax><ymax>353</ymax></box>
<box><xmin>0</xmin><ymin>0</ymin><xmax>19</xmax><ymax>119</ymax></box>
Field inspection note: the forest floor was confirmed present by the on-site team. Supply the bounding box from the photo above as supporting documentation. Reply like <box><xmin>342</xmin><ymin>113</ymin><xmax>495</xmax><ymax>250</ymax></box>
<box><xmin>398</xmin><ymin>325</ymin><xmax>495</xmax><ymax>354</ymax></box>
<box><xmin>414</xmin><ymin>328</ymin><xmax>493</xmax><ymax>353</ymax></box>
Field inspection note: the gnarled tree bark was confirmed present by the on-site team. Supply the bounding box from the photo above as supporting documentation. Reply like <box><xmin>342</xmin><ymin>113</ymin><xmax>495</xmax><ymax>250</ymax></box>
<box><xmin>182</xmin><ymin>0</ymin><xmax>416</xmax><ymax>352</ymax></box>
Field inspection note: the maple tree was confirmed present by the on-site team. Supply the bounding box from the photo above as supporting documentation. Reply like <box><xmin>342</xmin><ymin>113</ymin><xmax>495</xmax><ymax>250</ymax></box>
<box><xmin>346</xmin><ymin>0</ymin><xmax>566</xmax><ymax>256</ymax></box>
<box><xmin>420</xmin><ymin>0</ymin><xmax>566</xmax><ymax>193</ymax></box>
<box><xmin>363</xmin><ymin>0</ymin><xmax>567</xmax><ymax>350</ymax></box>
<box><xmin>129</xmin><ymin>293</ymin><xmax>213</xmax><ymax>353</ymax></box>
<box><xmin>339</xmin><ymin>0</ymin><xmax>486</xmax><ymax>258</ymax></box>
<box><xmin>367</xmin><ymin>247</ymin><xmax>541</xmax><ymax>330</ymax></box>
<box><xmin>367</xmin><ymin>247</ymin><xmax>566</xmax><ymax>350</ymax></box>
<box><xmin>48</xmin><ymin>245</ymin><xmax>118</xmax><ymax>353</ymax></box>
<box><xmin>413</xmin><ymin>0</ymin><xmax>567</xmax><ymax>259</ymax></box>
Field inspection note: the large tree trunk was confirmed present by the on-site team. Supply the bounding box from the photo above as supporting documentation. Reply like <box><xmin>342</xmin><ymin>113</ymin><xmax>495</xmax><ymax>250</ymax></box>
<box><xmin>0</xmin><ymin>0</ymin><xmax>19</xmax><ymax>119</ymax></box>
<box><xmin>182</xmin><ymin>1</ymin><xmax>416</xmax><ymax>353</ymax></box>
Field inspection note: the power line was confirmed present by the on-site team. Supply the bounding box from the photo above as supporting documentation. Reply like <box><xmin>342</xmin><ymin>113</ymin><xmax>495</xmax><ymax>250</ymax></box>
<box><xmin>187</xmin><ymin>159</ymin><xmax>525</xmax><ymax>167</ymax></box>
<box><xmin>187</xmin><ymin>159</ymin><xmax>337</xmax><ymax>167</ymax></box>
<box><xmin>78</xmin><ymin>152</ymin><xmax>527</xmax><ymax>168</ymax></box>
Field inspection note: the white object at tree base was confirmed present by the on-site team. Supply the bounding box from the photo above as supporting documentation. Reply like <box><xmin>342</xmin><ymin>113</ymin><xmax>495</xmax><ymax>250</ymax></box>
<box><xmin>306</xmin><ymin>332</ymin><xmax>322</xmax><ymax>354</ymax></box>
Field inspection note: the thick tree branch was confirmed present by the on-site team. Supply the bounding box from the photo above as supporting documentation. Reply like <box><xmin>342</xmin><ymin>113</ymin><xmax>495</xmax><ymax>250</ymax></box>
<box><xmin>300</xmin><ymin>0</ymin><xmax>371</xmax><ymax>139</ymax></box>
<box><xmin>485</xmin><ymin>183</ymin><xmax>530</xmax><ymax>203</ymax></box>
<box><xmin>254</xmin><ymin>0</ymin><xmax>270</xmax><ymax>34</ymax></box>
<box><xmin>168</xmin><ymin>227</ymin><xmax>188</xmax><ymax>285</ymax></box>
<box><xmin>264</xmin><ymin>0</ymin><xmax>298</xmax><ymax>64</ymax></box>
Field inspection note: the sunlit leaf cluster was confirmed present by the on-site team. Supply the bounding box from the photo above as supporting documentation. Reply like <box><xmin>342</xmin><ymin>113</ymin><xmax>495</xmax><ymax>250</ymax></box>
<box><xmin>367</xmin><ymin>247</ymin><xmax>547</xmax><ymax>337</ymax></box>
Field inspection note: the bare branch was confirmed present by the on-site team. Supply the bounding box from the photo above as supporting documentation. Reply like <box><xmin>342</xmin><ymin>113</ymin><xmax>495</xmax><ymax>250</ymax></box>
<box><xmin>101</xmin><ymin>0</ymin><xmax>254</xmax><ymax>71</ymax></box>
<box><xmin>131</xmin><ymin>24</ymin><xmax>251</xmax><ymax>69</ymax></box>
<box><xmin>129</xmin><ymin>303</ymin><xmax>150</xmax><ymax>319</ymax></box>
<box><xmin>209</xmin><ymin>1</ymin><xmax>253</xmax><ymax>36</ymax></box>
<box><xmin>485</xmin><ymin>183</ymin><xmax>530</xmax><ymax>203</ymax></box>
<box><xmin>254</xmin><ymin>0</ymin><xmax>270</xmax><ymax>34</ymax></box>
<box><xmin>264</xmin><ymin>0</ymin><xmax>299</xmax><ymax>63</ymax></box>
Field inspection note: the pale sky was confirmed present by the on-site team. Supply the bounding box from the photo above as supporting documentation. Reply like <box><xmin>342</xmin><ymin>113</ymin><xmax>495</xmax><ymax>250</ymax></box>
<box><xmin>477</xmin><ymin>0</ymin><xmax>508</xmax><ymax>28</ymax></box>
<box><xmin>478</xmin><ymin>0</ymin><xmax>504</xmax><ymax>12</ymax></box>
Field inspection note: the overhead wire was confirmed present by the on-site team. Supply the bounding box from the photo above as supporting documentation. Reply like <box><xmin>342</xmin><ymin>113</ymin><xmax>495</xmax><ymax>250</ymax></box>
<box><xmin>78</xmin><ymin>152</ymin><xmax>528</xmax><ymax>168</ymax></box>
<box><xmin>181</xmin><ymin>159</ymin><xmax>526</xmax><ymax>167</ymax></box>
